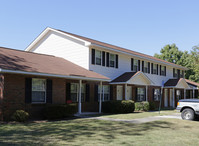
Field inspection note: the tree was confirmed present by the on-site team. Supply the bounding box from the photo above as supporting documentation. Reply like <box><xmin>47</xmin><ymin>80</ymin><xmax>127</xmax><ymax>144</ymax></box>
<box><xmin>154</xmin><ymin>44</ymin><xmax>199</xmax><ymax>83</ymax></box>
<box><xmin>154</xmin><ymin>44</ymin><xmax>183</xmax><ymax>65</ymax></box>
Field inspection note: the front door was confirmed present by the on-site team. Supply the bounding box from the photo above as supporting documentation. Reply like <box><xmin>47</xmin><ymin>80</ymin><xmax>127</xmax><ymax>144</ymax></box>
<box><xmin>126</xmin><ymin>86</ymin><xmax>132</xmax><ymax>100</ymax></box>
<box><xmin>117</xmin><ymin>85</ymin><xmax>123</xmax><ymax>100</ymax></box>
<box><xmin>164</xmin><ymin>89</ymin><xmax>168</xmax><ymax>107</ymax></box>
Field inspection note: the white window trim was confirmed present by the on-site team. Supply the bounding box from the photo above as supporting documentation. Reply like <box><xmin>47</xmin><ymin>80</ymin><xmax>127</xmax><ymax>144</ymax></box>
<box><xmin>154</xmin><ymin>88</ymin><xmax>160</xmax><ymax>101</ymax></box>
<box><xmin>109</xmin><ymin>53</ymin><xmax>116</xmax><ymax>68</ymax></box>
<box><xmin>98</xmin><ymin>85</ymin><xmax>110</xmax><ymax>101</ymax></box>
<box><xmin>71</xmin><ymin>83</ymin><xmax>86</xmax><ymax>102</ymax></box>
<box><xmin>133</xmin><ymin>59</ymin><xmax>138</xmax><ymax>72</ymax></box>
<box><xmin>95</xmin><ymin>50</ymin><xmax>102</xmax><ymax>65</ymax></box>
<box><xmin>32</xmin><ymin>78</ymin><xmax>46</xmax><ymax>104</ymax></box>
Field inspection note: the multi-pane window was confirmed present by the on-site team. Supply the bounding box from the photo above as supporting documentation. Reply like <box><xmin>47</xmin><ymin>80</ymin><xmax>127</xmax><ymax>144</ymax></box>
<box><xmin>110</xmin><ymin>54</ymin><xmax>115</xmax><ymax>67</ymax></box>
<box><xmin>173</xmin><ymin>68</ymin><xmax>178</xmax><ymax>77</ymax></box>
<box><xmin>137</xmin><ymin>88</ymin><xmax>146</xmax><ymax>101</ymax></box>
<box><xmin>32</xmin><ymin>78</ymin><xmax>46</xmax><ymax>103</ymax></box>
<box><xmin>154</xmin><ymin>88</ymin><xmax>160</xmax><ymax>101</ymax></box>
<box><xmin>180</xmin><ymin>70</ymin><xmax>184</xmax><ymax>78</ymax></box>
<box><xmin>144</xmin><ymin>61</ymin><xmax>148</xmax><ymax>73</ymax></box>
<box><xmin>95</xmin><ymin>50</ymin><xmax>102</xmax><ymax>65</ymax></box>
<box><xmin>160</xmin><ymin>66</ymin><xmax>166</xmax><ymax>76</ymax></box>
<box><xmin>153</xmin><ymin>64</ymin><xmax>157</xmax><ymax>74</ymax></box>
<box><xmin>70</xmin><ymin>83</ymin><xmax>86</xmax><ymax>102</ymax></box>
<box><xmin>98</xmin><ymin>85</ymin><xmax>110</xmax><ymax>101</ymax></box>
<box><xmin>133</xmin><ymin>59</ymin><xmax>139</xmax><ymax>72</ymax></box>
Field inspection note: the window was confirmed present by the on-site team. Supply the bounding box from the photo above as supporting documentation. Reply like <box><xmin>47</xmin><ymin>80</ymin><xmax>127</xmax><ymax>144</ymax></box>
<box><xmin>32</xmin><ymin>78</ymin><xmax>46</xmax><ymax>103</ymax></box>
<box><xmin>160</xmin><ymin>66</ymin><xmax>166</xmax><ymax>76</ymax></box>
<box><xmin>153</xmin><ymin>64</ymin><xmax>157</xmax><ymax>74</ymax></box>
<box><xmin>133</xmin><ymin>59</ymin><xmax>139</xmax><ymax>72</ymax></box>
<box><xmin>98</xmin><ymin>85</ymin><xmax>110</xmax><ymax>101</ymax></box>
<box><xmin>95</xmin><ymin>50</ymin><xmax>102</xmax><ymax>65</ymax></box>
<box><xmin>154</xmin><ymin>88</ymin><xmax>160</xmax><ymax>101</ymax></box>
<box><xmin>180</xmin><ymin>70</ymin><xmax>184</xmax><ymax>78</ymax></box>
<box><xmin>144</xmin><ymin>61</ymin><xmax>148</xmax><ymax>73</ymax></box>
<box><xmin>109</xmin><ymin>53</ymin><xmax>116</xmax><ymax>67</ymax></box>
<box><xmin>173</xmin><ymin>68</ymin><xmax>178</xmax><ymax>77</ymax></box>
<box><xmin>70</xmin><ymin>83</ymin><xmax>86</xmax><ymax>102</ymax></box>
<box><xmin>137</xmin><ymin>88</ymin><xmax>146</xmax><ymax>101</ymax></box>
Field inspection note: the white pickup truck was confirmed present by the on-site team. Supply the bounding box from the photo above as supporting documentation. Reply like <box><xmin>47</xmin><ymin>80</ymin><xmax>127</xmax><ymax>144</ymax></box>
<box><xmin>176</xmin><ymin>99</ymin><xmax>199</xmax><ymax>120</ymax></box>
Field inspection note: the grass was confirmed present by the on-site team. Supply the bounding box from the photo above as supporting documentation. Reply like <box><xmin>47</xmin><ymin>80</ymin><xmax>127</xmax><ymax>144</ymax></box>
<box><xmin>99</xmin><ymin>110</ymin><xmax>178</xmax><ymax>119</ymax></box>
<box><xmin>0</xmin><ymin>117</ymin><xmax>199</xmax><ymax>145</ymax></box>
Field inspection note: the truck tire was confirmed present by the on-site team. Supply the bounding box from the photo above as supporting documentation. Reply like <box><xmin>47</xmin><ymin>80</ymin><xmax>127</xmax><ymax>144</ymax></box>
<box><xmin>181</xmin><ymin>108</ymin><xmax>195</xmax><ymax>120</ymax></box>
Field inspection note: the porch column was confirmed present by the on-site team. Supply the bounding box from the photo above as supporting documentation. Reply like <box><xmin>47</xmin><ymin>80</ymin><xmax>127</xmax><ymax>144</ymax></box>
<box><xmin>193</xmin><ymin>89</ymin><xmax>195</xmax><ymax>99</ymax></box>
<box><xmin>99</xmin><ymin>81</ymin><xmax>102</xmax><ymax>113</ymax></box>
<box><xmin>146</xmin><ymin>85</ymin><xmax>148</xmax><ymax>101</ymax></box>
<box><xmin>78</xmin><ymin>80</ymin><xmax>82</xmax><ymax>114</ymax></box>
<box><xmin>173</xmin><ymin>88</ymin><xmax>175</xmax><ymax>108</ymax></box>
<box><xmin>125</xmin><ymin>83</ymin><xmax>127</xmax><ymax>100</ymax></box>
<box><xmin>184</xmin><ymin>89</ymin><xmax>186</xmax><ymax>99</ymax></box>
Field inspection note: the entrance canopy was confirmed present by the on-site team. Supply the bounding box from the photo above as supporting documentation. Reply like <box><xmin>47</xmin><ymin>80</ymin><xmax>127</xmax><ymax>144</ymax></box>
<box><xmin>110</xmin><ymin>71</ymin><xmax>154</xmax><ymax>86</ymax></box>
<box><xmin>164</xmin><ymin>78</ymin><xmax>190</xmax><ymax>89</ymax></box>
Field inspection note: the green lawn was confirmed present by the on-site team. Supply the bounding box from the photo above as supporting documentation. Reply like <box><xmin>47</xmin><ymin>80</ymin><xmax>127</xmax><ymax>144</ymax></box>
<box><xmin>0</xmin><ymin>117</ymin><xmax>199</xmax><ymax>145</ymax></box>
<box><xmin>99</xmin><ymin>110</ymin><xmax>177</xmax><ymax>119</ymax></box>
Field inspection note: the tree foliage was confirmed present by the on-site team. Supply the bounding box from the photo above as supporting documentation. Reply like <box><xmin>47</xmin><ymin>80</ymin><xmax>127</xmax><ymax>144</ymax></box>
<box><xmin>154</xmin><ymin>44</ymin><xmax>199</xmax><ymax>83</ymax></box>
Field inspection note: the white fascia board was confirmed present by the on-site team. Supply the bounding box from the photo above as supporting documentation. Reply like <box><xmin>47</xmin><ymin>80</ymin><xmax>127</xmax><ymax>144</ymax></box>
<box><xmin>90</xmin><ymin>44</ymin><xmax>188</xmax><ymax>70</ymax></box>
<box><xmin>109</xmin><ymin>82</ymin><xmax>126</xmax><ymax>84</ymax></box>
<box><xmin>25</xmin><ymin>27</ymin><xmax>91</xmax><ymax>51</ymax></box>
<box><xmin>0</xmin><ymin>69</ymin><xmax>110</xmax><ymax>82</ymax></box>
<box><xmin>127</xmin><ymin>72</ymin><xmax>155</xmax><ymax>85</ymax></box>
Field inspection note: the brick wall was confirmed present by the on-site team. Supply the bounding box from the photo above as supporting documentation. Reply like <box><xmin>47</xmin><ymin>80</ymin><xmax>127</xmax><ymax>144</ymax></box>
<box><xmin>0</xmin><ymin>74</ymin><xmax>4</xmax><ymax>121</ymax></box>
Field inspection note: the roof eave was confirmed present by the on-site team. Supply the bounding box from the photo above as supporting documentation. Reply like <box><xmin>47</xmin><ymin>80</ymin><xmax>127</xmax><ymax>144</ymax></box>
<box><xmin>0</xmin><ymin>69</ymin><xmax>110</xmax><ymax>82</ymax></box>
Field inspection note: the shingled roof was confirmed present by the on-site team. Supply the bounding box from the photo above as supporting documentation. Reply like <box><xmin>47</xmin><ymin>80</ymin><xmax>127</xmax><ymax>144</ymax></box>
<box><xmin>0</xmin><ymin>47</ymin><xmax>110</xmax><ymax>81</ymax></box>
<box><xmin>111</xmin><ymin>72</ymin><xmax>138</xmax><ymax>83</ymax></box>
<box><xmin>57</xmin><ymin>29</ymin><xmax>187</xmax><ymax>70</ymax></box>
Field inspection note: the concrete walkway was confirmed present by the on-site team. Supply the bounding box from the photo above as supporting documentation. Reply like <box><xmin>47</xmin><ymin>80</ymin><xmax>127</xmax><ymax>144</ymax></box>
<box><xmin>75</xmin><ymin>113</ymin><xmax>181</xmax><ymax>124</ymax></box>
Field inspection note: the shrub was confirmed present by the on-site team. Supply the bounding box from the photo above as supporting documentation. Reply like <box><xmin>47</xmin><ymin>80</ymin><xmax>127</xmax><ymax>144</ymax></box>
<box><xmin>149</xmin><ymin>102</ymin><xmax>156</xmax><ymax>111</ymax></box>
<box><xmin>102</xmin><ymin>100</ymin><xmax>135</xmax><ymax>114</ymax></box>
<box><xmin>135</xmin><ymin>102</ymin><xmax>150</xmax><ymax>111</ymax></box>
<box><xmin>11</xmin><ymin>110</ymin><xmax>29</xmax><ymax>122</ymax></box>
<box><xmin>43</xmin><ymin>104</ymin><xmax>77</xmax><ymax>119</ymax></box>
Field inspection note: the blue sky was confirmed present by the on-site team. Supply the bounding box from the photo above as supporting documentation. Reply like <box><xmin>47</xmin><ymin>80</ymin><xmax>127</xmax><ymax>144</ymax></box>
<box><xmin>0</xmin><ymin>0</ymin><xmax>199</xmax><ymax>56</ymax></box>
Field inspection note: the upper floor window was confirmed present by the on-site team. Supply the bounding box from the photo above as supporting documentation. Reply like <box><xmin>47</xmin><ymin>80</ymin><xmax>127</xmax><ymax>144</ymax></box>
<box><xmin>173</xmin><ymin>68</ymin><xmax>178</xmax><ymax>78</ymax></box>
<box><xmin>151</xmin><ymin>63</ymin><xmax>157</xmax><ymax>74</ymax></box>
<box><xmin>110</xmin><ymin>53</ymin><xmax>116</xmax><ymax>67</ymax></box>
<box><xmin>95</xmin><ymin>50</ymin><xmax>102</xmax><ymax>65</ymax></box>
<box><xmin>160</xmin><ymin>65</ymin><xmax>166</xmax><ymax>76</ymax></box>
<box><xmin>142</xmin><ymin>61</ymin><xmax>150</xmax><ymax>73</ymax></box>
<box><xmin>32</xmin><ymin>78</ymin><xmax>46</xmax><ymax>103</ymax></box>
<box><xmin>180</xmin><ymin>70</ymin><xmax>184</xmax><ymax>78</ymax></box>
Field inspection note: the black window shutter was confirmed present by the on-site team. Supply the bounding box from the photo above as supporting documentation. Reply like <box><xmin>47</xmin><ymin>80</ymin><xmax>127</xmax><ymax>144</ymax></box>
<box><xmin>46</xmin><ymin>79</ymin><xmax>53</xmax><ymax>103</ymax></box>
<box><xmin>153</xmin><ymin>88</ymin><xmax>155</xmax><ymax>101</ymax></box>
<box><xmin>110</xmin><ymin>85</ymin><xmax>113</xmax><ymax>100</ymax></box>
<box><xmin>131</xmin><ymin>58</ymin><xmax>134</xmax><ymax>71</ymax></box>
<box><xmin>157</xmin><ymin>64</ymin><xmax>159</xmax><ymax>75</ymax></box>
<box><xmin>151</xmin><ymin>63</ymin><xmax>153</xmax><ymax>74</ymax></box>
<box><xmin>138</xmin><ymin>60</ymin><xmax>140</xmax><ymax>71</ymax></box>
<box><xmin>66</xmin><ymin>83</ymin><xmax>71</xmax><ymax>100</ymax></box>
<box><xmin>91</xmin><ymin>49</ymin><xmax>95</xmax><ymax>65</ymax></box>
<box><xmin>160</xmin><ymin>65</ymin><xmax>162</xmax><ymax>76</ymax></box>
<box><xmin>148</xmin><ymin>62</ymin><xmax>150</xmax><ymax>74</ymax></box>
<box><xmin>164</xmin><ymin>66</ymin><xmax>166</xmax><ymax>76</ymax></box>
<box><xmin>85</xmin><ymin>84</ymin><xmax>90</xmax><ymax>102</ymax></box>
<box><xmin>142</xmin><ymin>61</ymin><xmax>144</xmax><ymax>72</ymax></box>
<box><xmin>94</xmin><ymin>85</ymin><xmax>98</xmax><ymax>101</ymax></box>
<box><xmin>106</xmin><ymin>52</ymin><xmax>109</xmax><ymax>67</ymax></box>
<box><xmin>25</xmin><ymin>78</ymin><xmax>32</xmax><ymax>103</ymax></box>
<box><xmin>135</xmin><ymin>88</ymin><xmax>137</xmax><ymax>101</ymax></box>
<box><xmin>177</xmin><ymin>69</ymin><xmax>180</xmax><ymax>78</ymax></box>
<box><xmin>116</xmin><ymin>55</ymin><xmax>118</xmax><ymax>68</ymax></box>
<box><xmin>102</xmin><ymin>51</ymin><xmax>105</xmax><ymax>66</ymax></box>
<box><xmin>173</xmin><ymin>68</ymin><xmax>175</xmax><ymax>77</ymax></box>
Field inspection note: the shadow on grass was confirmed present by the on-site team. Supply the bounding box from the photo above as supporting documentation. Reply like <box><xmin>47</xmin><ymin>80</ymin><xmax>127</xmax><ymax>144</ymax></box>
<box><xmin>0</xmin><ymin>118</ymin><xmax>173</xmax><ymax>145</ymax></box>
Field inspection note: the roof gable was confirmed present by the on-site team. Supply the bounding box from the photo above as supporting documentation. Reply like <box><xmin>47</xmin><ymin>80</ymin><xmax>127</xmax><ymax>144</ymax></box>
<box><xmin>164</xmin><ymin>78</ymin><xmax>190</xmax><ymax>89</ymax></box>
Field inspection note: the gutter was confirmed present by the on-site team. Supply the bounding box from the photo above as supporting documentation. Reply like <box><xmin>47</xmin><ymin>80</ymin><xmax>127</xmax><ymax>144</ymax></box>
<box><xmin>90</xmin><ymin>44</ymin><xmax>188</xmax><ymax>70</ymax></box>
<box><xmin>0</xmin><ymin>69</ymin><xmax>111</xmax><ymax>82</ymax></box>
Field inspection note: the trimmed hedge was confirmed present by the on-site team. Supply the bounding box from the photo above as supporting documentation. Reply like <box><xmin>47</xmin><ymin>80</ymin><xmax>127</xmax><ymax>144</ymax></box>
<box><xmin>102</xmin><ymin>100</ymin><xmax>135</xmax><ymax>114</ymax></box>
<box><xmin>135</xmin><ymin>102</ymin><xmax>150</xmax><ymax>111</ymax></box>
<box><xmin>43</xmin><ymin>104</ymin><xmax>77</xmax><ymax>119</ymax></box>
<box><xmin>11</xmin><ymin>110</ymin><xmax>29</xmax><ymax>122</ymax></box>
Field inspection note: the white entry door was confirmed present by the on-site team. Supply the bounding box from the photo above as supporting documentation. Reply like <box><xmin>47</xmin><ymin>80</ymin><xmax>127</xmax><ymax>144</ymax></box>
<box><xmin>117</xmin><ymin>85</ymin><xmax>123</xmax><ymax>100</ymax></box>
<box><xmin>170</xmin><ymin>89</ymin><xmax>173</xmax><ymax>107</ymax></box>
<box><xmin>164</xmin><ymin>89</ymin><xmax>168</xmax><ymax>107</ymax></box>
<box><xmin>126</xmin><ymin>86</ymin><xmax>132</xmax><ymax>100</ymax></box>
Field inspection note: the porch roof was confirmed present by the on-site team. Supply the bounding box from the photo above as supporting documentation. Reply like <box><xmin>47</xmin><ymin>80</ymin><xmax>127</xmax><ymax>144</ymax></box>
<box><xmin>164</xmin><ymin>78</ymin><xmax>190</xmax><ymax>89</ymax></box>
<box><xmin>110</xmin><ymin>71</ymin><xmax>154</xmax><ymax>85</ymax></box>
<box><xmin>0</xmin><ymin>47</ymin><xmax>110</xmax><ymax>81</ymax></box>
